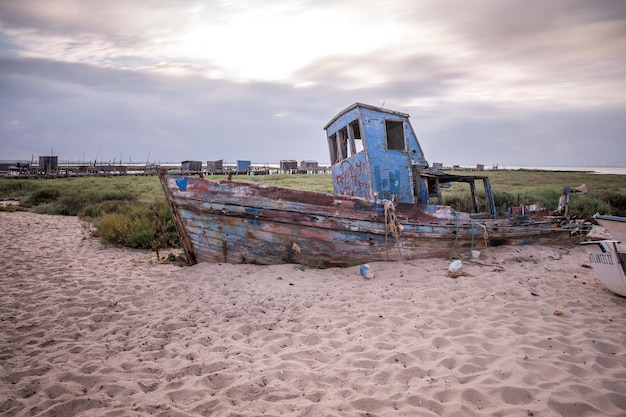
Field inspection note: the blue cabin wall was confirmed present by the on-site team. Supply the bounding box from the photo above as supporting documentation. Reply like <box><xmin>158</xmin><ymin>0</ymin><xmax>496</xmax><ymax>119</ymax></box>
<box><xmin>326</xmin><ymin>103</ymin><xmax>429</xmax><ymax>204</ymax></box>
<box><xmin>332</xmin><ymin>153</ymin><xmax>372</xmax><ymax>198</ymax></box>
<box><xmin>326</xmin><ymin>106</ymin><xmax>375</xmax><ymax>199</ymax></box>
<box><xmin>359</xmin><ymin>107</ymin><xmax>419</xmax><ymax>203</ymax></box>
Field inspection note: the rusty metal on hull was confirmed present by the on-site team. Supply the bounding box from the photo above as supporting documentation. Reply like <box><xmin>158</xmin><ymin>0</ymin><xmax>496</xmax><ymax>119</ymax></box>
<box><xmin>159</xmin><ymin>170</ymin><xmax>577</xmax><ymax>267</ymax></box>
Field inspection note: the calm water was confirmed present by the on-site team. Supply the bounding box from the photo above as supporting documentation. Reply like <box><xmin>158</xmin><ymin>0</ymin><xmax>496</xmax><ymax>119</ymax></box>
<box><xmin>497</xmin><ymin>166</ymin><xmax>626</xmax><ymax>175</ymax></box>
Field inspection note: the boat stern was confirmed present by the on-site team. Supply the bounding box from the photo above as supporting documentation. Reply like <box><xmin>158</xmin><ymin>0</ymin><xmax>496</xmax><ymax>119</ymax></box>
<box><xmin>581</xmin><ymin>240</ymin><xmax>626</xmax><ymax>296</ymax></box>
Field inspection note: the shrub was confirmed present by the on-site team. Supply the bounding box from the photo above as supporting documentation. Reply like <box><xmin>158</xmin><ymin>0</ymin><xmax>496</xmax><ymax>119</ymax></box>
<box><xmin>567</xmin><ymin>195</ymin><xmax>612</xmax><ymax>218</ymax></box>
<box><xmin>55</xmin><ymin>194</ymin><xmax>90</xmax><ymax>216</ymax></box>
<box><xmin>32</xmin><ymin>202</ymin><xmax>60</xmax><ymax>215</ymax></box>
<box><xmin>94</xmin><ymin>200</ymin><xmax>178</xmax><ymax>250</ymax></box>
<box><xmin>442</xmin><ymin>193</ymin><xmax>475</xmax><ymax>212</ymax></box>
<box><xmin>441</xmin><ymin>186</ymin><xmax>613</xmax><ymax>220</ymax></box>
<box><xmin>26</xmin><ymin>188</ymin><xmax>60</xmax><ymax>206</ymax></box>
<box><xmin>125</xmin><ymin>217</ymin><xmax>157</xmax><ymax>249</ymax></box>
<box><xmin>95</xmin><ymin>212</ymin><xmax>129</xmax><ymax>245</ymax></box>
<box><xmin>491</xmin><ymin>190</ymin><xmax>518</xmax><ymax>213</ymax></box>
<box><xmin>80</xmin><ymin>200</ymin><xmax>129</xmax><ymax>219</ymax></box>
<box><xmin>0</xmin><ymin>205</ymin><xmax>26</xmax><ymax>212</ymax></box>
<box><xmin>150</xmin><ymin>201</ymin><xmax>179</xmax><ymax>249</ymax></box>
<box><xmin>91</xmin><ymin>190</ymin><xmax>138</xmax><ymax>203</ymax></box>
<box><xmin>0</xmin><ymin>180</ymin><xmax>40</xmax><ymax>199</ymax></box>
<box><xmin>600</xmin><ymin>192</ymin><xmax>626</xmax><ymax>216</ymax></box>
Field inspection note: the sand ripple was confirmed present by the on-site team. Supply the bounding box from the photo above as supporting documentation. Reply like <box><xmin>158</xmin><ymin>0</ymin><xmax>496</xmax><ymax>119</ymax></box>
<box><xmin>1</xmin><ymin>211</ymin><xmax>625</xmax><ymax>416</ymax></box>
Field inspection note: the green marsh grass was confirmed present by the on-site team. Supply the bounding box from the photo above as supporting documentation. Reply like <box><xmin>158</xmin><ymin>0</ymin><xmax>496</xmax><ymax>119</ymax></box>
<box><xmin>0</xmin><ymin>175</ymin><xmax>174</xmax><ymax>252</ymax></box>
<box><xmin>440</xmin><ymin>170</ymin><xmax>623</xmax><ymax>217</ymax></box>
<box><xmin>207</xmin><ymin>173</ymin><xmax>335</xmax><ymax>193</ymax></box>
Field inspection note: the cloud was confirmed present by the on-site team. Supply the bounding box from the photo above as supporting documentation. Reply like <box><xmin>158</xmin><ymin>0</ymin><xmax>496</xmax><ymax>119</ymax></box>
<box><xmin>0</xmin><ymin>0</ymin><xmax>624</xmax><ymax>167</ymax></box>
<box><xmin>0</xmin><ymin>56</ymin><xmax>334</xmax><ymax>163</ymax></box>
<box><xmin>415</xmin><ymin>102</ymin><xmax>626</xmax><ymax>167</ymax></box>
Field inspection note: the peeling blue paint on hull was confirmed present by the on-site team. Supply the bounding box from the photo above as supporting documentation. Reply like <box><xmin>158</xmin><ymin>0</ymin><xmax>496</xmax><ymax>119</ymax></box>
<box><xmin>159</xmin><ymin>171</ymin><xmax>579</xmax><ymax>267</ymax></box>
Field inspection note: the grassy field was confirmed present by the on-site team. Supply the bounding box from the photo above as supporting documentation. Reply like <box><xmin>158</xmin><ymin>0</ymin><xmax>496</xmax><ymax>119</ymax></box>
<box><xmin>1</xmin><ymin>170</ymin><xmax>624</xmax><ymax>252</ymax></box>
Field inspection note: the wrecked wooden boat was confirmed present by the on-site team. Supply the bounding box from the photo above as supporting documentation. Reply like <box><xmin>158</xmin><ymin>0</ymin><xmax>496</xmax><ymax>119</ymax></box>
<box><xmin>160</xmin><ymin>103</ymin><xmax>583</xmax><ymax>267</ymax></box>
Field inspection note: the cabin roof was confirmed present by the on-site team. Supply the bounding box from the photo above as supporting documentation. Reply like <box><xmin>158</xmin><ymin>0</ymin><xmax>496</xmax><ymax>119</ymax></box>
<box><xmin>323</xmin><ymin>102</ymin><xmax>411</xmax><ymax>130</ymax></box>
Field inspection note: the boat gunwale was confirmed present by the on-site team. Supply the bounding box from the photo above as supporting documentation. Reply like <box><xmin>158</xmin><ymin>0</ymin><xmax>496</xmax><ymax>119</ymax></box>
<box><xmin>170</xmin><ymin>193</ymin><xmax>569</xmax><ymax>242</ymax></box>
<box><xmin>594</xmin><ymin>214</ymin><xmax>626</xmax><ymax>223</ymax></box>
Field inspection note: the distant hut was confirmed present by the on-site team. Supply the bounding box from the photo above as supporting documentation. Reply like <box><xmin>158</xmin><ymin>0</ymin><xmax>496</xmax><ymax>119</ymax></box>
<box><xmin>237</xmin><ymin>160</ymin><xmax>251</xmax><ymax>171</ymax></box>
<box><xmin>98</xmin><ymin>164</ymin><xmax>127</xmax><ymax>174</ymax></box>
<box><xmin>206</xmin><ymin>159</ymin><xmax>223</xmax><ymax>172</ymax></box>
<box><xmin>280</xmin><ymin>160</ymin><xmax>298</xmax><ymax>172</ymax></box>
<box><xmin>0</xmin><ymin>163</ymin><xmax>28</xmax><ymax>176</ymax></box>
<box><xmin>39</xmin><ymin>156</ymin><xmax>58</xmax><ymax>175</ymax></box>
<box><xmin>181</xmin><ymin>160</ymin><xmax>202</xmax><ymax>173</ymax></box>
<box><xmin>144</xmin><ymin>163</ymin><xmax>158</xmax><ymax>174</ymax></box>
<box><xmin>300</xmin><ymin>160</ymin><xmax>319</xmax><ymax>172</ymax></box>
<box><xmin>75</xmin><ymin>165</ymin><xmax>91</xmax><ymax>174</ymax></box>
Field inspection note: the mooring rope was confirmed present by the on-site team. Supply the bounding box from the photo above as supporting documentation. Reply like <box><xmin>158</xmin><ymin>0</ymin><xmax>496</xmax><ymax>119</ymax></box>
<box><xmin>449</xmin><ymin>216</ymin><xmax>490</xmax><ymax>261</ymax></box>
<box><xmin>383</xmin><ymin>199</ymin><xmax>406</xmax><ymax>261</ymax></box>
<box><xmin>472</xmin><ymin>220</ymin><xmax>489</xmax><ymax>249</ymax></box>
<box><xmin>449</xmin><ymin>212</ymin><xmax>460</xmax><ymax>261</ymax></box>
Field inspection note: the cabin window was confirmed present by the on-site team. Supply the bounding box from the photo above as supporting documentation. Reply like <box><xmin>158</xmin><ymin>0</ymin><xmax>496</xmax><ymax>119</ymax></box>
<box><xmin>385</xmin><ymin>120</ymin><xmax>405</xmax><ymax>151</ymax></box>
<box><xmin>338</xmin><ymin>127</ymin><xmax>348</xmax><ymax>160</ymax></box>
<box><xmin>328</xmin><ymin>128</ymin><xmax>349</xmax><ymax>164</ymax></box>
<box><xmin>329</xmin><ymin>120</ymin><xmax>364</xmax><ymax>164</ymax></box>
<box><xmin>328</xmin><ymin>133</ymin><xmax>338</xmax><ymax>164</ymax></box>
<box><xmin>349</xmin><ymin>120</ymin><xmax>363</xmax><ymax>154</ymax></box>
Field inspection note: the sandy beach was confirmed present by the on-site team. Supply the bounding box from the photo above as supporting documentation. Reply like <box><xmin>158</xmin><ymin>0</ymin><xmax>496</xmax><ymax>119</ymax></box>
<box><xmin>1</xmin><ymin>211</ymin><xmax>625</xmax><ymax>417</ymax></box>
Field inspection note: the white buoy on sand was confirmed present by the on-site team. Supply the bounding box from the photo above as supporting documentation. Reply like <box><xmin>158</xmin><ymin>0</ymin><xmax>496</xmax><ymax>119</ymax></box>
<box><xmin>448</xmin><ymin>260</ymin><xmax>463</xmax><ymax>274</ymax></box>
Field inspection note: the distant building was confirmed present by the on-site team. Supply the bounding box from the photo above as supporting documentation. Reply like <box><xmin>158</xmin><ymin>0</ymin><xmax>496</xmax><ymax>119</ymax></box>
<box><xmin>0</xmin><ymin>163</ymin><xmax>29</xmax><ymax>175</ymax></box>
<box><xmin>476</xmin><ymin>164</ymin><xmax>485</xmax><ymax>171</ymax></box>
<box><xmin>144</xmin><ymin>163</ymin><xmax>159</xmax><ymax>174</ymax></box>
<box><xmin>206</xmin><ymin>159</ymin><xmax>223</xmax><ymax>172</ymax></box>
<box><xmin>432</xmin><ymin>162</ymin><xmax>443</xmax><ymax>170</ymax></box>
<box><xmin>300</xmin><ymin>160</ymin><xmax>319</xmax><ymax>171</ymax></box>
<box><xmin>280</xmin><ymin>160</ymin><xmax>298</xmax><ymax>171</ymax></box>
<box><xmin>75</xmin><ymin>165</ymin><xmax>96</xmax><ymax>174</ymax></box>
<box><xmin>237</xmin><ymin>160</ymin><xmax>251</xmax><ymax>171</ymax></box>
<box><xmin>39</xmin><ymin>156</ymin><xmax>58</xmax><ymax>174</ymax></box>
<box><xmin>181</xmin><ymin>160</ymin><xmax>202</xmax><ymax>172</ymax></box>
<box><xmin>101</xmin><ymin>165</ymin><xmax>128</xmax><ymax>174</ymax></box>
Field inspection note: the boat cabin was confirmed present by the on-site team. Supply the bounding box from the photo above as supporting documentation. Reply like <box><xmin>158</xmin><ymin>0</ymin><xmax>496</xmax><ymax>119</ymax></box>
<box><xmin>324</xmin><ymin>103</ymin><xmax>496</xmax><ymax>218</ymax></box>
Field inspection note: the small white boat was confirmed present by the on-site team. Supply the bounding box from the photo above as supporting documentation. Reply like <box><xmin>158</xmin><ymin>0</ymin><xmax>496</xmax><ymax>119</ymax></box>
<box><xmin>581</xmin><ymin>240</ymin><xmax>626</xmax><ymax>297</ymax></box>
<box><xmin>594</xmin><ymin>214</ymin><xmax>626</xmax><ymax>242</ymax></box>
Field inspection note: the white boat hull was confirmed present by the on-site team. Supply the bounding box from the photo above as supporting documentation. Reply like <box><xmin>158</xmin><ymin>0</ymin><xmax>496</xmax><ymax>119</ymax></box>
<box><xmin>582</xmin><ymin>240</ymin><xmax>626</xmax><ymax>297</ymax></box>
<box><xmin>594</xmin><ymin>214</ymin><xmax>626</xmax><ymax>242</ymax></box>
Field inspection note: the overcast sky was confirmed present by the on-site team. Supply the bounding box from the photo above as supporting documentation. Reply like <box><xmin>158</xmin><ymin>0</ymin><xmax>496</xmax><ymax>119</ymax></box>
<box><xmin>1</xmin><ymin>0</ymin><xmax>625</xmax><ymax>167</ymax></box>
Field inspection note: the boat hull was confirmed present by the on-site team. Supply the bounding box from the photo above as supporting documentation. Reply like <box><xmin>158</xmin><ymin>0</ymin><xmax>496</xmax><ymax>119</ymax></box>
<box><xmin>594</xmin><ymin>214</ymin><xmax>626</xmax><ymax>242</ymax></box>
<box><xmin>160</xmin><ymin>172</ymin><xmax>579</xmax><ymax>267</ymax></box>
<box><xmin>582</xmin><ymin>240</ymin><xmax>626</xmax><ymax>297</ymax></box>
